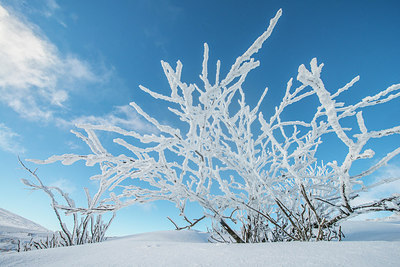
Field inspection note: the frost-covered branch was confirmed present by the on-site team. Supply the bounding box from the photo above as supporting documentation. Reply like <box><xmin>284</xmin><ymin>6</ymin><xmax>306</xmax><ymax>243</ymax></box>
<box><xmin>19</xmin><ymin>158</ymin><xmax>115</xmax><ymax>246</ymax></box>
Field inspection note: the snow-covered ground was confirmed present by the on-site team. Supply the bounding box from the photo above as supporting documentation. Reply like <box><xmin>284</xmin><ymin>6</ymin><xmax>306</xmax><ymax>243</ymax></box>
<box><xmin>0</xmin><ymin>208</ymin><xmax>51</xmax><ymax>252</ymax></box>
<box><xmin>1</xmin><ymin>218</ymin><xmax>400</xmax><ymax>266</ymax></box>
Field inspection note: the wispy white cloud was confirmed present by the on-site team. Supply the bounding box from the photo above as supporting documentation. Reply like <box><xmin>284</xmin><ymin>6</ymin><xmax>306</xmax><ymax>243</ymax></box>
<box><xmin>49</xmin><ymin>178</ymin><xmax>76</xmax><ymax>194</ymax></box>
<box><xmin>42</xmin><ymin>0</ymin><xmax>68</xmax><ymax>28</ymax></box>
<box><xmin>2</xmin><ymin>0</ymin><xmax>66</xmax><ymax>27</ymax></box>
<box><xmin>134</xmin><ymin>202</ymin><xmax>157</xmax><ymax>212</ymax></box>
<box><xmin>0</xmin><ymin>123</ymin><xmax>25</xmax><ymax>154</ymax></box>
<box><xmin>363</xmin><ymin>164</ymin><xmax>400</xmax><ymax>200</ymax></box>
<box><xmin>351</xmin><ymin>164</ymin><xmax>400</xmax><ymax>220</ymax></box>
<box><xmin>0</xmin><ymin>3</ymin><xmax>157</xmax><ymax>151</ymax></box>
<box><xmin>66</xmin><ymin>140</ymin><xmax>81</xmax><ymax>150</ymax></box>
<box><xmin>70</xmin><ymin>105</ymin><xmax>158</xmax><ymax>134</ymax></box>
<box><xmin>42</xmin><ymin>0</ymin><xmax>60</xmax><ymax>18</ymax></box>
<box><xmin>0</xmin><ymin>4</ymin><xmax>97</xmax><ymax>121</ymax></box>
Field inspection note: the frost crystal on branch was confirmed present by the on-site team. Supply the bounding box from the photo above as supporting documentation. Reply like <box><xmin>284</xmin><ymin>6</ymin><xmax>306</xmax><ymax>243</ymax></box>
<box><xmin>28</xmin><ymin>9</ymin><xmax>400</xmax><ymax>242</ymax></box>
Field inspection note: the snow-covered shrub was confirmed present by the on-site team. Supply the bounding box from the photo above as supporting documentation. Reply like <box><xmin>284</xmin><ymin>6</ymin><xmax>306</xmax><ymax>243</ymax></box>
<box><xmin>19</xmin><ymin>159</ymin><xmax>115</xmax><ymax>246</ymax></box>
<box><xmin>29</xmin><ymin>9</ymin><xmax>400</xmax><ymax>242</ymax></box>
<box><xmin>17</xmin><ymin>233</ymin><xmax>61</xmax><ymax>252</ymax></box>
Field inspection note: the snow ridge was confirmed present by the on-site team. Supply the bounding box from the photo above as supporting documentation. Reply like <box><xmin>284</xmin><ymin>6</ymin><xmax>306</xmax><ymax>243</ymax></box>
<box><xmin>0</xmin><ymin>208</ymin><xmax>49</xmax><ymax>233</ymax></box>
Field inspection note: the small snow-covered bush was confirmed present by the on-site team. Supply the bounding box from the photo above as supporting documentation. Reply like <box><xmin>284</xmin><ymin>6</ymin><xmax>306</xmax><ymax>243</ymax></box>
<box><xmin>17</xmin><ymin>233</ymin><xmax>62</xmax><ymax>252</ymax></box>
<box><xmin>29</xmin><ymin>9</ymin><xmax>400</xmax><ymax>242</ymax></box>
<box><xmin>20</xmin><ymin>159</ymin><xmax>115</xmax><ymax>247</ymax></box>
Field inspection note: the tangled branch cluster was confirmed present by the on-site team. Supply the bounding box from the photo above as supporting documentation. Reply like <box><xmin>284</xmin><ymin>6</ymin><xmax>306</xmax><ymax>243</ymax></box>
<box><xmin>27</xmin><ymin>9</ymin><xmax>400</xmax><ymax>242</ymax></box>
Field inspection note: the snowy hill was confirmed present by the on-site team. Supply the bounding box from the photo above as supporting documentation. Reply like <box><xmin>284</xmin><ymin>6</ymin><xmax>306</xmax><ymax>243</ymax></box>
<box><xmin>1</xmin><ymin>220</ymin><xmax>400</xmax><ymax>266</ymax></box>
<box><xmin>342</xmin><ymin>220</ymin><xmax>400</xmax><ymax>241</ymax></box>
<box><xmin>0</xmin><ymin>208</ymin><xmax>51</xmax><ymax>252</ymax></box>
<box><xmin>0</xmin><ymin>208</ymin><xmax>49</xmax><ymax>233</ymax></box>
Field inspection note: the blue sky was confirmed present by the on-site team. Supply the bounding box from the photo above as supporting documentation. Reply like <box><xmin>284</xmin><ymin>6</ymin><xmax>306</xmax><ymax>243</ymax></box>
<box><xmin>0</xmin><ymin>0</ymin><xmax>399</xmax><ymax>236</ymax></box>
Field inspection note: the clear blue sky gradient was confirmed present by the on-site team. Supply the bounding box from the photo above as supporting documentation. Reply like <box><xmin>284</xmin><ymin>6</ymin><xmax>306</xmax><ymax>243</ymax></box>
<box><xmin>0</xmin><ymin>0</ymin><xmax>399</xmax><ymax>236</ymax></box>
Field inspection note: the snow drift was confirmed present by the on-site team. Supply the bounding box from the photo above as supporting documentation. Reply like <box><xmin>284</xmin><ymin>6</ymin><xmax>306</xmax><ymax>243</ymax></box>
<box><xmin>1</xmin><ymin>220</ymin><xmax>400</xmax><ymax>266</ymax></box>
